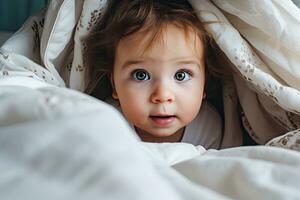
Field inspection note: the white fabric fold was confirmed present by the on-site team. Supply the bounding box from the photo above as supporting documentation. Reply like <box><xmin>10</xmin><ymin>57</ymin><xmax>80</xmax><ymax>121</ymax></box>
<box><xmin>1</xmin><ymin>0</ymin><xmax>300</xmax><ymax>199</ymax></box>
<box><xmin>0</xmin><ymin>86</ymin><xmax>300</xmax><ymax>199</ymax></box>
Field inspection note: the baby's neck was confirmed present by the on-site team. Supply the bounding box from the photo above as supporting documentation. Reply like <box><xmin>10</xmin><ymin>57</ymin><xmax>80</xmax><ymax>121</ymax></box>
<box><xmin>134</xmin><ymin>127</ymin><xmax>185</xmax><ymax>143</ymax></box>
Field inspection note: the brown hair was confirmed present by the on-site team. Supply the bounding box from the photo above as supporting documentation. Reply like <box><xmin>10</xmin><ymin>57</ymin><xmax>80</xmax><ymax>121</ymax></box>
<box><xmin>84</xmin><ymin>0</ymin><xmax>230</xmax><ymax>100</ymax></box>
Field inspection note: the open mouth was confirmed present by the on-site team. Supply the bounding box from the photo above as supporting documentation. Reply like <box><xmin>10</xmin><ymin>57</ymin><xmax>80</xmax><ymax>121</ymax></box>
<box><xmin>149</xmin><ymin>115</ymin><xmax>176</xmax><ymax>126</ymax></box>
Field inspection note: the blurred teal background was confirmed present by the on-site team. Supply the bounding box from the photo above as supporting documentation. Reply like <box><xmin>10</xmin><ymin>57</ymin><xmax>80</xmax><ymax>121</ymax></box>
<box><xmin>0</xmin><ymin>0</ymin><xmax>48</xmax><ymax>32</ymax></box>
<box><xmin>0</xmin><ymin>0</ymin><xmax>299</xmax><ymax>32</ymax></box>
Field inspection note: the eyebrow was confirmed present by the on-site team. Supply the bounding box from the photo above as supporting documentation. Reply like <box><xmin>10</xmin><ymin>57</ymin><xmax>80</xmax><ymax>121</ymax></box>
<box><xmin>121</xmin><ymin>60</ymin><xmax>145</xmax><ymax>69</ymax></box>
<box><xmin>121</xmin><ymin>58</ymin><xmax>202</xmax><ymax>69</ymax></box>
<box><xmin>174</xmin><ymin>60</ymin><xmax>201</xmax><ymax>67</ymax></box>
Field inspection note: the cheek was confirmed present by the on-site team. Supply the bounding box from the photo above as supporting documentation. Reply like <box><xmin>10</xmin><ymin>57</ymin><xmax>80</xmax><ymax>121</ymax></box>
<box><xmin>178</xmin><ymin>82</ymin><xmax>204</xmax><ymax>122</ymax></box>
<box><xmin>181</xmin><ymin>94</ymin><xmax>203</xmax><ymax>122</ymax></box>
<box><xmin>116</xmin><ymin>85</ymin><xmax>149</xmax><ymax>122</ymax></box>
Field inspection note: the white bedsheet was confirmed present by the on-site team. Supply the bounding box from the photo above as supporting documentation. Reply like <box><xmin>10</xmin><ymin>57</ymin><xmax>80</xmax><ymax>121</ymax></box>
<box><xmin>0</xmin><ymin>84</ymin><xmax>300</xmax><ymax>200</ymax></box>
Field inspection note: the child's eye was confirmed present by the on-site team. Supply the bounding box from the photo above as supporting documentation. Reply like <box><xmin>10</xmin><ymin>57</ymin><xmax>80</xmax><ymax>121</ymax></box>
<box><xmin>131</xmin><ymin>69</ymin><xmax>150</xmax><ymax>81</ymax></box>
<box><xmin>174</xmin><ymin>70</ymin><xmax>192</xmax><ymax>81</ymax></box>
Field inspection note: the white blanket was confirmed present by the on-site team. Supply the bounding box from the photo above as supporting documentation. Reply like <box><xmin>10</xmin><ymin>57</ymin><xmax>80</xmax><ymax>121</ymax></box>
<box><xmin>1</xmin><ymin>0</ymin><xmax>300</xmax><ymax>199</ymax></box>
<box><xmin>1</xmin><ymin>86</ymin><xmax>300</xmax><ymax>200</ymax></box>
<box><xmin>1</xmin><ymin>0</ymin><xmax>300</xmax><ymax>147</ymax></box>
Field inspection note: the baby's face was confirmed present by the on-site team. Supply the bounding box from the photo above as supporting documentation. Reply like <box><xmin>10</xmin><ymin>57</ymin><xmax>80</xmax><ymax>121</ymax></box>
<box><xmin>112</xmin><ymin>24</ymin><xmax>205</xmax><ymax>140</ymax></box>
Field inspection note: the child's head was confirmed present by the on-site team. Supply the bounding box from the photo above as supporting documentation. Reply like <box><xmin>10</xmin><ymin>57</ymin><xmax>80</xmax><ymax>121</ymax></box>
<box><xmin>86</xmin><ymin>0</ymin><xmax>219</xmax><ymax>142</ymax></box>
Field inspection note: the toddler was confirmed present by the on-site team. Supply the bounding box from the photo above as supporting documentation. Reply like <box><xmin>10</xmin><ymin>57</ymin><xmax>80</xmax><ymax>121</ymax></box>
<box><xmin>85</xmin><ymin>0</ymin><xmax>224</xmax><ymax>149</ymax></box>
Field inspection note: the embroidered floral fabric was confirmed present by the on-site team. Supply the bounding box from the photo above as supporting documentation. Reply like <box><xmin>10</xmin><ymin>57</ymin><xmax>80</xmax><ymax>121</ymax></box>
<box><xmin>1</xmin><ymin>0</ymin><xmax>300</xmax><ymax>150</ymax></box>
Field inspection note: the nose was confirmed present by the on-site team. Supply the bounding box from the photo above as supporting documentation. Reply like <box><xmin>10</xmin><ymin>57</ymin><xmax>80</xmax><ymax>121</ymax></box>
<box><xmin>150</xmin><ymin>82</ymin><xmax>174</xmax><ymax>104</ymax></box>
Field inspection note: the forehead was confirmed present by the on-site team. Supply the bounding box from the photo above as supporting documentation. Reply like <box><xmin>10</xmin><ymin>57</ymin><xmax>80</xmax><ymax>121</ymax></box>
<box><xmin>115</xmin><ymin>23</ymin><xmax>205</xmax><ymax>63</ymax></box>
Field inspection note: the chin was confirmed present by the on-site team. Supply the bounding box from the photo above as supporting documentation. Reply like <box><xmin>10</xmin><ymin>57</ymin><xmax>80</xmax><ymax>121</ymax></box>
<box><xmin>147</xmin><ymin>127</ymin><xmax>181</xmax><ymax>137</ymax></box>
<box><xmin>149</xmin><ymin>131</ymin><xmax>175</xmax><ymax>138</ymax></box>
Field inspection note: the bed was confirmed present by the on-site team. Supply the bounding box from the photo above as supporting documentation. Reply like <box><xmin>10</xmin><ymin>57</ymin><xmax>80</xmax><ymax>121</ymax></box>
<box><xmin>0</xmin><ymin>0</ymin><xmax>300</xmax><ymax>199</ymax></box>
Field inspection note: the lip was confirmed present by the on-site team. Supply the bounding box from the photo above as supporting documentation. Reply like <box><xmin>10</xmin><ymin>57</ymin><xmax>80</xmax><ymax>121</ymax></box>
<box><xmin>149</xmin><ymin>115</ymin><xmax>176</xmax><ymax>126</ymax></box>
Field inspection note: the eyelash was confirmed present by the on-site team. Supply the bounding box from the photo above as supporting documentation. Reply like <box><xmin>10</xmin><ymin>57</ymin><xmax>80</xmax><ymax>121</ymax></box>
<box><xmin>175</xmin><ymin>69</ymin><xmax>193</xmax><ymax>81</ymax></box>
<box><xmin>178</xmin><ymin>69</ymin><xmax>193</xmax><ymax>76</ymax></box>
<box><xmin>130</xmin><ymin>68</ymin><xmax>194</xmax><ymax>81</ymax></box>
